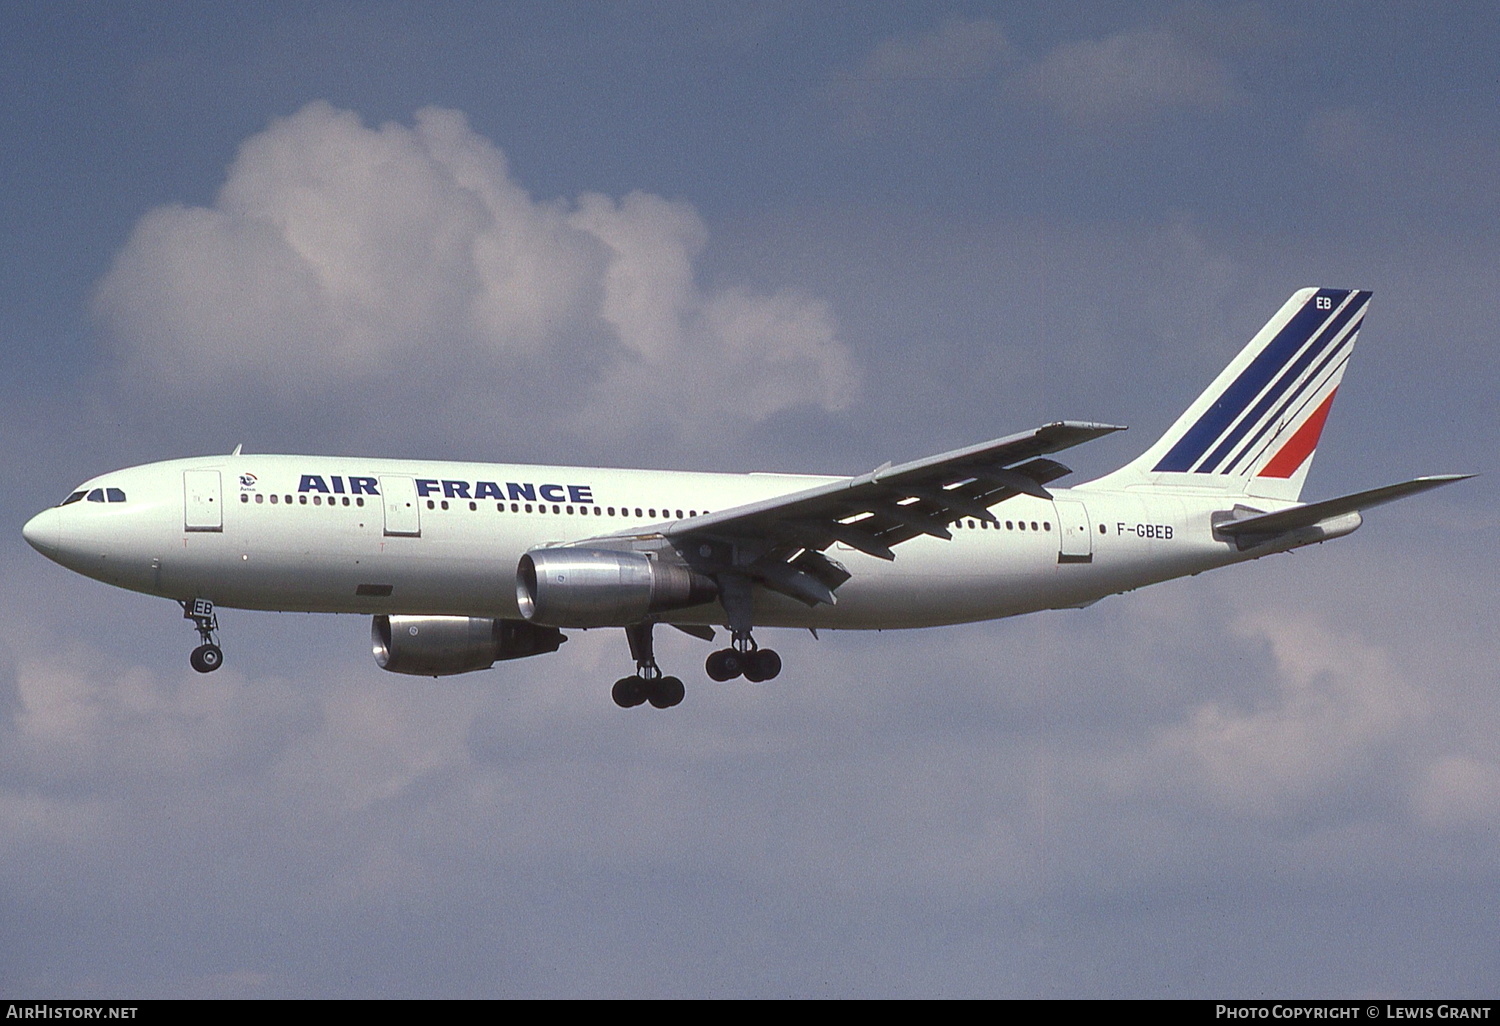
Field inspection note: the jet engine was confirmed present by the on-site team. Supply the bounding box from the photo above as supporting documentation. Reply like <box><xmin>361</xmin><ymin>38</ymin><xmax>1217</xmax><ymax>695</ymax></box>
<box><xmin>372</xmin><ymin>615</ymin><xmax>566</xmax><ymax>676</ymax></box>
<box><xmin>517</xmin><ymin>548</ymin><xmax>718</xmax><ymax>628</ymax></box>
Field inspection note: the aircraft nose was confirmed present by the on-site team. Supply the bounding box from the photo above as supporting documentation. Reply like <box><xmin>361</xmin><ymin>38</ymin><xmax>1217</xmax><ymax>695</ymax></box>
<box><xmin>22</xmin><ymin>507</ymin><xmax>60</xmax><ymax>558</ymax></box>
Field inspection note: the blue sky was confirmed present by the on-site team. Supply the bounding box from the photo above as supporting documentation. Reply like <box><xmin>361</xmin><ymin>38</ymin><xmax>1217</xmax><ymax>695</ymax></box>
<box><xmin>2</xmin><ymin>1</ymin><xmax>1496</xmax><ymax>997</ymax></box>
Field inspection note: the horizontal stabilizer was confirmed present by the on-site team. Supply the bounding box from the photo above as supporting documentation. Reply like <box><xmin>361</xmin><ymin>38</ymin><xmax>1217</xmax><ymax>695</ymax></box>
<box><xmin>1216</xmin><ymin>474</ymin><xmax>1473</xmax><ymax>538</ymax></box>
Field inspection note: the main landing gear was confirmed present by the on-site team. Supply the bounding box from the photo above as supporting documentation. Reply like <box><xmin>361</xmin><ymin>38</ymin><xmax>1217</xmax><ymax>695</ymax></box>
<box><xmin>182</xmin><ymin>598</ymin><xmax>223</xmax><ymax>673</ymax></box>
<box><xmin>613</xmin><ymin>623</ymin><xmax>782</xmax><ymax>709</ymax></box>
<box><xmin>704</xmin><ymin>573</ymin><xmax>780</xmax><ymax>683</ymax></box>
<box><xmin>612</xmin><ymin>622</ymin><xmax>685</xmax><ymax>710</ymax></box>
<box><xmin>705</xmin><ymin>636</ymin><xmax>781</xmax><ymax>683</ymax></box>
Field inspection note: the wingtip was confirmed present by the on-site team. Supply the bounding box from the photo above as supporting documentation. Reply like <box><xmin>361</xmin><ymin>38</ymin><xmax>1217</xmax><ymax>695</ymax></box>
<box><xmin>1045</xmin><ymin>420</ymin><xmax>1127</xmax><ymax>433</ymax></box>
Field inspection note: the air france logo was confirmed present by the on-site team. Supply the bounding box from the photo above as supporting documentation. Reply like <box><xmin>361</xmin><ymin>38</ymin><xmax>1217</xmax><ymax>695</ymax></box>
<box><xmin>298</xmin><ymin>475</ymin><xmax>380</xmax><ymax>496</ymax></box>
<box><xmin>296</xmin><ymin>475</ymin><xmax>596</xmax><ymax>504</ymax></box>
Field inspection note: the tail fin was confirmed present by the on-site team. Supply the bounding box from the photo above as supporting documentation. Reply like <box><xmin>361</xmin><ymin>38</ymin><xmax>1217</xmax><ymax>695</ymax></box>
<box><xmin>1092</xmin><ymin>288</ymin><xmax>1372</xmax><ymax>502</ymax></box>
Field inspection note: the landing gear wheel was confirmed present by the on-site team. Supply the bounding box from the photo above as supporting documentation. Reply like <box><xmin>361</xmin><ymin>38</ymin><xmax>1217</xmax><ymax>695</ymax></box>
<box><xmin>612</xmin><ymin>675</ymin><xmax>649</xmax><ymax>708</ymax></box>
<box><xmin>190</xmin><ymin>643</ymin><xmax>223</xmax><ymax>674</ymax></box>
<box><xmin>744</xmin><ymin>648</ymin><xmax>781</xmax><ymax>683</ymax></box>
<box><xmin>613</xmin><ymin>675</ymin><xmax>651</xmax><ymax>708</ymax></box>
<box><xmin>706</xmin><ymin>648</ymin><xmax>745</xmax><ymax>681</ymax></box>
<box><xmin>648</xmin><ymin>676</ymin><xmax>685</xmax><ymax>709</ymax></box>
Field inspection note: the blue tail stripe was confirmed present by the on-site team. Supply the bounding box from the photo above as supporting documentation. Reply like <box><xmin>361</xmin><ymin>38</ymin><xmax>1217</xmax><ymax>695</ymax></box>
<box><xmin>1221</xmin><ymin>322</ymin><xmax>1359</xmax><ymax>476</ymax></box>
<box><xmin>1196</xmin><ymin>296</ymin><xmax>1367</xmax><ymax>474</ymax></box>
<box><xmin>1153</xmin><ymin>289</ymin><xmax>1355</xmax><ymax>473</ymax></box>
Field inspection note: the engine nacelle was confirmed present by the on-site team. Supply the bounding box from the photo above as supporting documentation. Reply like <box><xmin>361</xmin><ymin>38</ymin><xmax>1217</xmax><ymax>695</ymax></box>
<box><xmin>516</xmin><ymin>548</ymin><xmax>718</xmax><ymax>628</ymax></box>
<box><xmin>372</xmin><ymin>615</ymin><xmax>566</xmax><ymax>676</ymax></box>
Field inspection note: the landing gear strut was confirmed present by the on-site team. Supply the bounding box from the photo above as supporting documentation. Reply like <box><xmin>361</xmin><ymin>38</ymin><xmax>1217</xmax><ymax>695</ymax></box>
<box><xmin>612</xmin><ymin>622</ymin><xmax>684</xmax><ymax>709</ymax></box>
<box><xmin>181</xmin><ymin>598</ymin><xmax>223</xmax><ymax>673</ymax></box>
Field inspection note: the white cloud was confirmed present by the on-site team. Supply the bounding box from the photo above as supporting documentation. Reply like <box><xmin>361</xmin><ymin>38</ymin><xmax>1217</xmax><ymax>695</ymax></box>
<box><xmin>830</xmin><ymin>18</ymin><xmax>1244</xmax><ymax>136</ymax></box>
<box><xmin>828</xmin><ymin>16</ymin><xmax>1012</xmax><ymax>135</ymax></box>
<box><xmin>1158</xmin><ymin>611</ymin><xmax>1424</xmax><ymax>818</ymax></box>
<box><xmin>1414</xmin><ymin>756</ymin><xmax>1500</xmax><ymax>831</ymax></box>
<box><xmin>859</xmin><ymin>15</ymin><xmax>1012</xmax><ymax>80</ymax></box>
<box><xmin>94</xmin><ymin>102</ymin><xmax>856</xmax><ymax>441</ymax></box>
<box><xmin>1018</xmin><ymin>26</ymin><xmax>1245</xmax><ymax>128</ymax></box>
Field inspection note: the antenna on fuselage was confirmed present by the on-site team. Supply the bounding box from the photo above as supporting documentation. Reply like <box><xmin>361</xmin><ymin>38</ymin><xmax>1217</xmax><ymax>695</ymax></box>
<box><xmin>230</xmin><ymin>444</ymin><xmax>243</xmax><ymax>456</ymax></box>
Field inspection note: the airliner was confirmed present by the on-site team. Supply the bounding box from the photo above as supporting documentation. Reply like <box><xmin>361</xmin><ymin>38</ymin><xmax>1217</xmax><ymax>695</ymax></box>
<box><xmin>23</xmin><ymin>289</ymin><xmax>1468</xmax><ymax>708</ymax></box>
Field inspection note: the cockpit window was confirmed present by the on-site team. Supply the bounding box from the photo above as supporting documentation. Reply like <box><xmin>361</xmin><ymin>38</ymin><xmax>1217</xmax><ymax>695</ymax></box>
<box><xmin>58</xmin><ymin>487</ymin><xmax>126</xmax><ymax>506</ymax></box>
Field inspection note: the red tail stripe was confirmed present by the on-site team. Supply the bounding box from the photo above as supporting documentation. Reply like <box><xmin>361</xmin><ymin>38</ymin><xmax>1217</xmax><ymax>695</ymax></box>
<box><xmin>1257</xmin><ymin>389</ymin><xmax>1338</xmax><ymax>479</ymax></box>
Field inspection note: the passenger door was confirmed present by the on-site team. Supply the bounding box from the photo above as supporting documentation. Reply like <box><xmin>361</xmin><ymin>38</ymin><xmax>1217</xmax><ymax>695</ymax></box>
<box><xmin>380</xmin><ymin>476</ymin><xmax>421</xmax><ymax>537</ymax></box>
<box><xmin>183</xmin><ymin>470</ymin><xmax>223</xmax><ymax>532</ymax></box>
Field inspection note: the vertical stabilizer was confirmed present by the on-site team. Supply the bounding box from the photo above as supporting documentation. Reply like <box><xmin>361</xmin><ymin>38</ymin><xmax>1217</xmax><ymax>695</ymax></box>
<box><xmin>1090</xmin><ymin>288</ymin><xmax>1371</xmax><ymax>502</ymax></box>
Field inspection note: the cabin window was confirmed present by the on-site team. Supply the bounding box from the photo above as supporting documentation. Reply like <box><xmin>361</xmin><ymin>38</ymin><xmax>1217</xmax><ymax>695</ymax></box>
<box><xmin>240</xmin><ymin>493</ymin><xmax>249</xmax><ymax>503</ymax></box>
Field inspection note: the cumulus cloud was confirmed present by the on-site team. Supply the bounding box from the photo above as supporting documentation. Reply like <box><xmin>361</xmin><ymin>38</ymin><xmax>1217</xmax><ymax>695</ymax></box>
<box><xmin>94</xmin><ymin>102</ymin><xmax>856</xmax><ymax>444</ymax></box>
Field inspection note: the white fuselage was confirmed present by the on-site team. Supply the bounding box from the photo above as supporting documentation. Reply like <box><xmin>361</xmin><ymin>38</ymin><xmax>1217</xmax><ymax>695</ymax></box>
<box><xmin>23</xmin><ymin>453</ymin><xmax>1307</xmax><ymax>632</ymax></box>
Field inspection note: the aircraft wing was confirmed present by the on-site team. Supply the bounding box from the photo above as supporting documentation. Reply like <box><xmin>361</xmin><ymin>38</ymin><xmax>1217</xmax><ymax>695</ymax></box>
<box><xmin>583</xmin><ymin>421</ymin><xmax>1124</xmax><ymax>608</ymax></box>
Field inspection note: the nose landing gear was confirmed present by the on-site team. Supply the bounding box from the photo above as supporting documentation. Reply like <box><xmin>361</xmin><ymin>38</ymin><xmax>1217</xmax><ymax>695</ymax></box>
<box><xmin>182</xmin><ymin>598</ymin><xmax>223</xmax><ymax>673</ymax></box>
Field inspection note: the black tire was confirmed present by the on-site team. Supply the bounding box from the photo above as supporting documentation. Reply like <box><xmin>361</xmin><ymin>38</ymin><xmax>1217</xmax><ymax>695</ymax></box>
<box><xmin>745</xmin><ymin>648</ymin><xmax>781</xmax><ymax>683</ymax></box>
<box><xmin>190</xmin><ymin>643</ymin><xmax>223</xmax><ymax>674</ymax></box>
<box><xmin>612</xmin><ymin>675</ymin><xmax>647</xmax><ymax>708</ymax></box>
<box><xmin>649</xmin><ymin>676</ymin><xmax>685</xmax><ymax>709</ymax></box>
<box><xmin>706</xmin><ymin>649</ymin><xmax>744</xmax><ymax>681</ymax></box>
